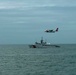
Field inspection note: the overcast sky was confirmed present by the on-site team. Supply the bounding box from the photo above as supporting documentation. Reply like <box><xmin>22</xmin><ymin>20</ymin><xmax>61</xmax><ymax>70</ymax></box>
<box><xmin>0</xmin><ymin>0</ymin><xmax>76</xmax><ymax>44</ymax></box>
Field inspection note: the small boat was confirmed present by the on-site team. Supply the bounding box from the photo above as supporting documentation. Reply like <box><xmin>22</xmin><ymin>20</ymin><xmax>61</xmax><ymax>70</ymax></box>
<box><xmin>29</xmin><ymin>37</ymin><xmax>60</xmax><ymax>48</ymax></box>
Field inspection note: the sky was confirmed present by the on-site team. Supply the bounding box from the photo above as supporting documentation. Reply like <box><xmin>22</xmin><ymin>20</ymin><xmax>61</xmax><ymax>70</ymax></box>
<box><xmin>0</xmin><ymin>0</ymin><xmax>76</xmax><ymax>44</ymax></box>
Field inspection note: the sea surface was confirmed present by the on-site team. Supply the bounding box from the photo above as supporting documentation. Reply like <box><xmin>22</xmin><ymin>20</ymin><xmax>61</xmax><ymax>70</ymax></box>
<box><xmin>0</xmin><ymin>44</ymin><xmax>76</xmax><ymax>75</ymax></box>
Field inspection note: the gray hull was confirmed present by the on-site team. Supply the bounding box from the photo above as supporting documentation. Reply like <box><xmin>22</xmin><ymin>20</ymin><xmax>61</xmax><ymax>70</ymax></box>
<box><xmin>29</xmin><ymin>44</ymin><xmax>60</xmax><ymax>48</ymax></box>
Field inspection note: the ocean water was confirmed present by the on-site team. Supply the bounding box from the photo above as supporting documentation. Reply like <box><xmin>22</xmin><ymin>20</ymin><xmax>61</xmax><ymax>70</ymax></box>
<box><xmin>0</xmin><ymin>44</ymin><xmax>76</xmax><ymax>75</ymax></box>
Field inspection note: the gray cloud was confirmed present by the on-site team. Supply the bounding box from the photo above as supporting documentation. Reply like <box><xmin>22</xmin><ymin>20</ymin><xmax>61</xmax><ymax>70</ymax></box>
<box><xmin>0</xmin><ymin>0</ymin><xmax>76</xmax><ymax>44</ymax></box>
<box><xmin>0</xmin><ymin>0</ymin><xmax>76</xmax><ymax>9</ymax></box>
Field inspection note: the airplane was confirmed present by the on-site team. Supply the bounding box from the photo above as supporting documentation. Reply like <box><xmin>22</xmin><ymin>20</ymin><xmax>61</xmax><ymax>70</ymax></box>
<box><xmin>45</xmin><ymin>28</ymin><xmax>59</xmax><ymax>33</ymax></box>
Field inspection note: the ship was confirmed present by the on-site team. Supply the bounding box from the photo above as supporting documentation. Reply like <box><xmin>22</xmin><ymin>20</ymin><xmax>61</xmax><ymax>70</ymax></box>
<box><xmin>29</xmin><ymin>37</ymin><xmax>60</xmax><ymax>48</ymax></box>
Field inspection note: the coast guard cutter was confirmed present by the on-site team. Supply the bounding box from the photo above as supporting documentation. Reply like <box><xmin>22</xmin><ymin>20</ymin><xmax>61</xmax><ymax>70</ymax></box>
<box><xmin>29</xmin><ymin>37</ymin><xmax>60</xmax><ymax>48</ymax></box>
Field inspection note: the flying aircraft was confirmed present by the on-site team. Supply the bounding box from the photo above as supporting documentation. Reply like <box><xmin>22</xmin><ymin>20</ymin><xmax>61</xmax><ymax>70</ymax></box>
<box><xmin>45</xmin><ymin>28</ymin><xmax>59</xmax><ymax>33</ymax></box>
